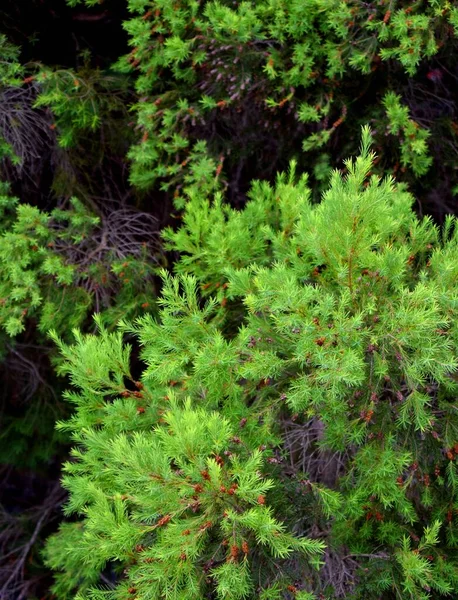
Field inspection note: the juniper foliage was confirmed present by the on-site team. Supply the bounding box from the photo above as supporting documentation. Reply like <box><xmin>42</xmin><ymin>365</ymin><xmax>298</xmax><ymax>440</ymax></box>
<box><xmin>80</xmin><ymin>0</ymin><xmax>458</xmax><ymax>203</ymax></box>
<box><xmin>45</xmin><ymin>129</ymin><xmax>458</xmax><ymax>598</ymax></box>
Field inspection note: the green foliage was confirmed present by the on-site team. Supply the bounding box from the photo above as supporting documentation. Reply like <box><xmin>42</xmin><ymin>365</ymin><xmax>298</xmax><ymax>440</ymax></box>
<box><xmin>102</xmin><ymin>0</ymin><xmax>458</xmax><ymax>197</ymax></box>
<box><xmin>0</xmin><ymin>34</ymin><xmax>23</xmax><ymax>85</ymax></box>
<box><xmin>0</xmin><ymin>21</ymin><xmax>162</xmax><ymax>600</ymax></box>
<box><xmin>2</xmin><ymin>0</ymin><xmax>458</xmax><ymax>594</ymax></box>
<box><xmin>383</xmin><ymin>92</ymin><xmax>433</xmax><ymax>176</ymax></box>
<box><xmin>34</xmin><ymin>57</ymin><xmax>130</xmax><ymax>150</ymax></box>
<box><xmin>0</xmin><ymin>188</ymin><xmax>158</xmax><ymax>337</ymax></box>
<box><xmin>0</xmin><ymin>177</ymin><xmax>161</xmax><ymax>475</ymax></box>
<box><xmin>0</xmin><ymin>35</ymin><xmax>25</xmax><ymax>165</ymax></box>
<box><xmin>46</xmin><ymin>130</ymin><xmax>458</xmax><ymax>597</ymax></box>
<box><xmin>0</xmin><ymin>195</ymin><xmax>93</xmax><ymax>336</ymax></box>
<box><xmin>45</xmin><ymin>336</ymin><xmax>323</xmax><ymax>598</ymax></box>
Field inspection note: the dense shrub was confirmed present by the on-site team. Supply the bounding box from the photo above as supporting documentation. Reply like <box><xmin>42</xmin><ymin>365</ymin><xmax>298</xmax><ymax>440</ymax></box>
<box><xmin>0</xmin><ymin>176</ymin><xmax>162</xmax><ymax>461</ymax></box>
<box><xmin>60</xmin><ymin>0</ymin><xmax>458</xmax><ymax>210</ymax></box>
<box><xmin>45</xmin><ymin>130</ymin><xmax>458</xmax><ymax>599</ymax></box>
<box><xmin>23</xmin><ymin>0</ymin><xmax>458</xmax><ymax>212</ymax></box>
<box><xmin>2</xmin><ymin>0</ymin><xmax>458</xmax><ymax>597</ymax></box>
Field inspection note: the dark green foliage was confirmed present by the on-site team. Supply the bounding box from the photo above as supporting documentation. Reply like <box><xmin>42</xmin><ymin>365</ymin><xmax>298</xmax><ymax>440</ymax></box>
<box><xmin>20</xmin><ymin>0</ymin><xmax>458</xmax><ymax>211</ymax></box>
<box><xmin>86</xmin><ymin>0</ymin><xmax>458</xmax><ymax>209</ymax></box>
<box><xmin>32</xmin><ymin>57</ymin><xmax>138</xmax><ymax>203</ymax></box>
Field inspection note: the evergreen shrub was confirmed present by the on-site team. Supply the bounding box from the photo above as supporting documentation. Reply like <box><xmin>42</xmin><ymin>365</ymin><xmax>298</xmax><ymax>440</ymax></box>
<box><xmin>94</xmin><ymin>0</ymin><xmax>458</xmax><ymax>207</ymax></box>
<box><xmin>30</xmin><ymin>0</ymin><xmax>458</xmax><ymax>211</ymax></box>
<box><xmin>45</xmin><ymin>129</ymin><xmax>458</xmax><ymax>599</ymax></box>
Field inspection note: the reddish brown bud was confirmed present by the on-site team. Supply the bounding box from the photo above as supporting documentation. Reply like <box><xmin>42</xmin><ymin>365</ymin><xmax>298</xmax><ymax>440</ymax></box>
<box><xmin>157</xmin><ymin>514</ymin><xmax>171</xmax><ymax>527</ymax></box>
<box><xmin>227</xmin><ymin>484</ymin><xmax>238</xmax><ymax>495</ymax></box>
